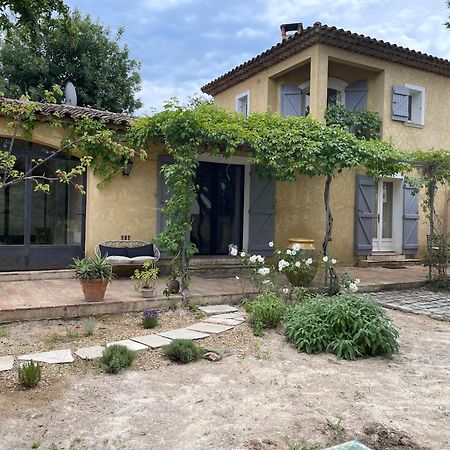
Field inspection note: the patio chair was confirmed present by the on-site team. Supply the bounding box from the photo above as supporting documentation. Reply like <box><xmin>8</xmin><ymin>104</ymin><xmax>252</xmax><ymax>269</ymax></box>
<box><xmin>94</xmin><ymin>240</ymin><xmax>160</xmax><ymax>266</ymax></box>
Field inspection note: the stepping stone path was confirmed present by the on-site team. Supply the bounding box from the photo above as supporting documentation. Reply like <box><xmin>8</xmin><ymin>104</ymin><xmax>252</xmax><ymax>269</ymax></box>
<box><xmin>106</xmin><ymin>339</ymin><xmax>148</xmax><ymax>352</ymax></box>
<box><xmin>18</xmin><ymin>349</ymin><xmax>74</xmax><ymax>364</ymax></box>
<box><xmin>206</xmin><ymin>317</ymin><xmax>242</xmax><ymax>326</ymax></box>
<box><xmin>326</xmin><ymin>441</ymin><xmax>371</xmax><ymax>450</ymax></box>
<box><xmin>0</xmin><ymin>356</ymin><xmax>14</xmax><ymax>371</ymax></box>
<box><xmin>75</xmin><ymin>346</ymin><xmax>105</xmax><ymax>360</ymax></box>
<box><xmin>2</xmin><ymin>304</ymin><xmax>246</xmax><ymax>372</ymax></box>
<box><xmin>199</xmin><ymin>305</ymin><xmax>238</xmax><ymax>315</ymax></box>
<box><xmin>157</xmin><ymin>328</ymin><xmax>210</xmax><ymax>340</ymax></box>
<box><xmin>130</xmin><ymin>335</ymin><xmax>172</xmax><ymax>349</ymax></box>
<box><xmin>187</xmin><ymin>322</ymin><xmax>234</xmax><ymax>334</ymax></box>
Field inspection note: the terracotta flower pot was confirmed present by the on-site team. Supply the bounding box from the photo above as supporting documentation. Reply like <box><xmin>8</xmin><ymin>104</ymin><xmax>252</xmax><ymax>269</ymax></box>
<box><xmin>80</xmin><ymin>279</ymin><xmax>109</xmax><ymax>302</ymax></box>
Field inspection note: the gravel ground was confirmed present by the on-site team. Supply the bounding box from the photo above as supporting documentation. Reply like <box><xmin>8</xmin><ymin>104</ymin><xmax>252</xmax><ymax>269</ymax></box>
<box><xmin>1</xmin><ymin>308</ymin><xmax>450</xmax><ymax>450</ymax></box>
<box><xmin>0</xmin><ymin>307</ymin><xmax>253</xmax><ymax>394</ymax></box>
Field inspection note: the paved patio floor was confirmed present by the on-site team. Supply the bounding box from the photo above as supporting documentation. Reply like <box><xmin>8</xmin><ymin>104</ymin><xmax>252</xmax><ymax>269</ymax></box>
<box><xmin>0</xmin><ymin>265</ymin><xmax>429</xmax><ymax>322</ymax></box>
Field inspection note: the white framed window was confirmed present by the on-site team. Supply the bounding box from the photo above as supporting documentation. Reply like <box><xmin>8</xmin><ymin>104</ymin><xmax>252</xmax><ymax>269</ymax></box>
<box><xmin>235</xmin><ymin>90</ymin><xmax>250</xmax><ymax>116</ymax></box>
<box><xmin>405</xmin><ymin>83</ymin><xmax>425</xmax><ymax>126</ymax></box>
<box><xmin>297</xmin><ymin>77</ymin><xmax>348</xmax><ymax>116</ymax></box>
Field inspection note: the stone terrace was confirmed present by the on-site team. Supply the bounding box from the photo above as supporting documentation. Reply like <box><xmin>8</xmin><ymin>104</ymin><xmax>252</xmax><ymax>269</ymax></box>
<box><xmin>0</xmin><ymin>265</ymin><xmax>428</xmax><ymax>323</ymax></box>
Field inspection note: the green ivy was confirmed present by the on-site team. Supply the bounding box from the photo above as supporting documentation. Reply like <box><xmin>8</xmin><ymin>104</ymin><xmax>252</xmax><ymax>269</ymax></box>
<box><xmin>325</xmin><ymin>104</ymin><xmax>381</xmax><ymax>140</ymax></box>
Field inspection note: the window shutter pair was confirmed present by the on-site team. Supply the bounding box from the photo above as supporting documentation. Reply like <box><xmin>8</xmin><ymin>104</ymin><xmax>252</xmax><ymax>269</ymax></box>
<box><xmin>392</xmin><ymin>85</ymin><xmax>410</xmax><ymax>121</ymax></box>
<box><xmin>354</xmin><ymin>176</ymin><xmax>419</xmax><ymax>255</ymax></box>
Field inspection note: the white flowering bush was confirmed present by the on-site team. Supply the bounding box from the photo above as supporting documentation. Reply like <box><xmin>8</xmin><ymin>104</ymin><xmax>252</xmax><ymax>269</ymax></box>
<box><xmin>230</xmin><ymin>241</ymin><xmax>320</xmax><ymax>290</ymax></box>
<box><xmin>235</xmin><ymin>250</ymin><xmax>275</xmax><ymax>291</ymax></box>
<box><xmin>275</xmin><ymin>243</ymin><xmax>319</xmax><ymax>288</ymax></box>
<box><xmin>339</xmin><ymin>273</ymin><xmax>361</xmax><ymax>293</ymax></box>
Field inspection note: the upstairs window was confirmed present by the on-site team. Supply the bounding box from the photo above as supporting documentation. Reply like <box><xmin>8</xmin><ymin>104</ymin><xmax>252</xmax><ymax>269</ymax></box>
<box><xmin>392</xmin><ymin>84</ymin><xmax>425</xmax><ymax>126</ymax></box>
<box><xmin>236</xmin><ymin>91</ymin><xmax>250</xmax><ymax>116</ymax></box>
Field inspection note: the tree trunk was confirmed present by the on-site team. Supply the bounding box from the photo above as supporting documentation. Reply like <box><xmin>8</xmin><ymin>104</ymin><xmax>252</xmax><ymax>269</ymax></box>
<box><xmin>427</xmin><ymin>176</ymin><xmax>436</xmax><ymax>281</ymax></box>
<box><xmin>322</xmin><ymin>175</ymin><xmax>335</xmax><ymax>287</ymax></box>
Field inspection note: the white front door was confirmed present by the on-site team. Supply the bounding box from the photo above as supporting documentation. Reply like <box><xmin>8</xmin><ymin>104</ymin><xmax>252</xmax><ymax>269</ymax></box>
<box><xmin>372</xmin><ymin>180</ymin><xmax>394</xmax><ymax>252</ymax></box>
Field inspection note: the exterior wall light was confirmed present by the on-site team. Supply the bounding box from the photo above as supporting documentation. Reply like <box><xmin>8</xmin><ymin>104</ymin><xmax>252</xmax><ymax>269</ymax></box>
<box><xmin>122</xmin><ymin>159</ymin><xmax>134</xmax><ymax>176</ymax></box>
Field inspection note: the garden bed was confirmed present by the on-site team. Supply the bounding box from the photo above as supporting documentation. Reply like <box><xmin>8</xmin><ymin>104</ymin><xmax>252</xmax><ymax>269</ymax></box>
<box><xmin>1</xmin><ymin>308</ymin><xmax>450</xmax><ymax>449</ymax></box>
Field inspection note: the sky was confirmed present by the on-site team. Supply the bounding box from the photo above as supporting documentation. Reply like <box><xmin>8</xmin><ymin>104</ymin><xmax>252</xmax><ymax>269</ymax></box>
<box><xmin>65</xmin><ymin>0</ymin><xmax>450</xmax><ymax>114</ymax></box>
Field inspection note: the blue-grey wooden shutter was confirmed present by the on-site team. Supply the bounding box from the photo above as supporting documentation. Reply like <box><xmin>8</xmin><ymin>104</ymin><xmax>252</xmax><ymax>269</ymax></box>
<box><xmin>392</xmin><ymin>85</ymin><xmax>410</xmax><ymax>121</ymax></box>
<box><xmin>345</xmin><ymin>80</ymin><xmax>368</xmax><ymax>111</ymax></box>
<box><xmin>248</xmin><ymin>167</ymin><xmax>276</xmax><ymax>256</ymax></box>
<box><xmin>402</xmin><ymin>183</ymin><xmax>419</xmax><ymax>254</ymax></box>
<box><xmin>281</xmin><ymin>84</ymin><xmax>302</xmax><ymax>117</ymax></box>
<box><xmin>354</xmin><ymin>175</ymin><xmax>374</xmax><ymax>255</ymax></box>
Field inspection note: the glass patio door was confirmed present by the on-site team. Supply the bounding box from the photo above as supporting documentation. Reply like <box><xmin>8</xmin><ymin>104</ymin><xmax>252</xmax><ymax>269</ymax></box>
<box><xmin>372</xmin><ymin>180</ymin><xmax>394</xmax><ymax>252</ymax></box>
<box><xmin>0</xmin><ymin>139</ymin><xmax>85</xmax><ymax>271</ymax></box>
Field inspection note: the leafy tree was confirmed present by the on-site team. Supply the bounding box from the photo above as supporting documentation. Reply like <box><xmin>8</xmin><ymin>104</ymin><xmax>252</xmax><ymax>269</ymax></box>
<box><xmin>0</xmin><ymin>10</ymin><xmax>142</xmax><ymax>113</ymax></box>
<box><xmin>0</xmin><ymin>0</ymin><xmax>67</xmax><ymax>35</ymax></box>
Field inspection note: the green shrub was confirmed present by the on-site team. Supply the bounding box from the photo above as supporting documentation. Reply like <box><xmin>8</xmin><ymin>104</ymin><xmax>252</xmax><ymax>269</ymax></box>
<box><xmin>83</xmin><ymin>316</ymin><xmax>96</xmax><ymax>336</ymax></box>
<box><xmin>244</xmin><ymin>291</ymin><xmax>287</xmax><ymax>336</ymax></box>
<box><xmin>101</xmin><ymin>344</ymin><xmax>136</xmax><ymax>374</ymax></box>
<box><xmin>284</xmin><ymin>293</ymin><xmax>399</xmax><ymax>360</ymax></box>
<box><xmin>18</xmin><ymin>360</ymin><xmax>41</xmax><ymax>388</ymax></box>
<box><xmin>142</xmin><ymin>309</ymin><xmax>159</xmax><ymax>329</ymax></box>
<box><xmin>162</xmin><ymin>339</ymin><xmax>204</xmax><ymax>364</ymax></box>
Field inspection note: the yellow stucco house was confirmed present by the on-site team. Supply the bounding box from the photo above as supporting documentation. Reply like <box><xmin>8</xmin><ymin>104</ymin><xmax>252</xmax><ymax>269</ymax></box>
<box><xmin>201</xmin><ymin>22</ymin><xmax>450</xmax><ymax>265</ymax></box>
<box><xmin>1</xmin><ymin>22</ymin><xmax>449</xmax><ymax>271</ymax></box>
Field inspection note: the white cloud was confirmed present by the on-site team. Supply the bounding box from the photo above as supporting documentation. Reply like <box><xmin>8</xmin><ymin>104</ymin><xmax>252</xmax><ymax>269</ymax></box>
<box><xmin>140</xmin><ymin>0</ymin><xmax>193</xmax><ymax>12</ymax></box>
<box><xmin>236</xmin><ymin>27</ymin><xmax>266</xmax><ymax>39</ymax></box>
<box><xmin>136</xmin><ymin>79</ymin><xmax>205</xmax><ymax>115</ymax></box>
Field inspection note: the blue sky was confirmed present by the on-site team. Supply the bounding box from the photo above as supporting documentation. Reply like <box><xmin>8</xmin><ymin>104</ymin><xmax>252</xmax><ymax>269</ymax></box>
<box><xmin>65</xmin><ymin>0</ymin><xmax>450</xmax><ymax>114</ymax></box>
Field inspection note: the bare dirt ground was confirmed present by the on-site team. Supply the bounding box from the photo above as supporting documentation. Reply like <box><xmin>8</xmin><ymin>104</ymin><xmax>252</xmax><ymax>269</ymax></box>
<box><xmin>1</xmin><ymin>309</ymin><xmax>450</xmax><ymax>450</ymax></box>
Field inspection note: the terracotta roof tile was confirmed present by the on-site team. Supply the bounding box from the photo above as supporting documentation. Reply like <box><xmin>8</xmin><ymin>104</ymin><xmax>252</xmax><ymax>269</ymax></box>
<box><xmin>0</xmin><ymin>97</ymin><xmax>132</xmax><ymax>126</ymax></box>
<box><xmin>201</xmin><ymin>22</ymin><xmax>450</xmax><ymax>96</ymax></box>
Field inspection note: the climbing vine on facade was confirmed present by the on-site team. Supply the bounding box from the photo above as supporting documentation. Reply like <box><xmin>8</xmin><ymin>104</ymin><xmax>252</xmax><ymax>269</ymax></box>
<box><xmin>130</xmin><ymin>100</ymin><xmax>403</xmax><ymax>292</ymax></box>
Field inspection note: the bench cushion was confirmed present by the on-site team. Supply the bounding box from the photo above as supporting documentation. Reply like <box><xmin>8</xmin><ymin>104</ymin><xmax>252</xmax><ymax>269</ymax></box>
<box><xmin>129</xmin><ymin>256</ymin><xmax>155</xmax><ymax>264</ymax></box>
<box><xmin>99</xmin><ymin>245</ymin><xmax>128</xmax><ymax>258</ymax></box>
<box><xmin>106</xmin><ymin>255</ymin><xmax>131</xmax><ymax>264</ymax></box>
<box><xmin>127</xmin><ymin>244</ymin><xmax>154</xmax><ymax>258</ymax></box>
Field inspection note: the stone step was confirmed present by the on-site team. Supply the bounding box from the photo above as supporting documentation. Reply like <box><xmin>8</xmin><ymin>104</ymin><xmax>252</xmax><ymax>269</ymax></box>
<box><xmin>367</xmin><ymin>253</ymin><xmax>405</xmax><ymax>261</ymax></box>
<box><xmin>359</xmin><ymin>258</ymin><xmax>422</xmax><ymax>268</ymax></box>
<box><xmin>189</xmin><ymin>257</ymin><xmax>242</xmax><ymax>267</ymax></box>
<box><xmin>0</xmin><ymin>269</ymin><xmax>74</xmax><ymax>282</ymax></box>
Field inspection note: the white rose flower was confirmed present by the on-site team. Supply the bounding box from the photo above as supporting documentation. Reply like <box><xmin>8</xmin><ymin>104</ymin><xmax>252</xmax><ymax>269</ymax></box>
<box><xmin>257</xmin><ymin>255</ymin><xmax>265</xmax><ymax>263</ymax></box>
<box><xmin>292</xmin><ymin>243</ymin><xmax>301</xmax><ymax>252</ymax></box>
<box><xmin>287</xmin><ymin>249</ymin><xmax>292</xmax><ymax>255</ymax></box>
<box><xmin>355</xmin><ymin>278</ymin><xmax>361</xmax><ymax>284</ymax></box>
<box><xmin>240</xmin><ymin>252</ymin><xmax>246</xmax><ymax>257</ymax></box>
<box><xmin>249</xmin><ymin>255</ymin><xmax>257</xmax><ymax>263</ymax></box>
<box><xmin>349</xmin><ymin>283</ymin><xmax>358</xmax><ymax>293</ymax></box>
<box><xmin>295</xmin><ymin>261</ymin><xmax>301</xmax><ymax>268</ymax></box>
<box><xmin>306</xmin><ymin>258</ymin><xmax>313</xmax><ymax>265</ymax></box>
<box><xmin>257</xmin><ymin>267</ymin><xmax>270</xmax><ymax>276</ymax></box>
<box><xmin>278</xmin><ymin>259</ymin><xmax>290</xmax><ymax>271</ymax></box>
<box><xmin>230</xmin><ymin>248</ymin><xmax>238</xmax><ymax>256</ymax></box>
<box><xmin>322</xmin><ymin>256</ymin><xmax>328</xmax><ymax>263</ymax></box>
<box><xmin>291</xmin><ymin>250</ymin><xmax>297</xmax><ymax>256</ymax></box>
<box><xmin>235</xmin><ymin>276</ymin><xmax>240</xmax><ymax>280</ymax></box>
<box><xmin>268</xmin><ymin>241</ymin><xmax>274</xmax><ymax>247</ymax></box>
<box><xmin>282</xmin><ymin>288</ymin><xmax>289</xmax><ymax>294</ymax></box>
<box><xmin>331</xmin><ymin>258</ymin><xmax>337</xmax><ymax>264</ymax></box>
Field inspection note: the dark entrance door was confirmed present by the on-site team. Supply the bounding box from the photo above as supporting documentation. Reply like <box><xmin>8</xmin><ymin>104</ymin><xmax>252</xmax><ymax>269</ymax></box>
<box><xmin>190</xmin><ymin>162</ymin><xmax>244</xmax><ymax>255</ymax></box>
<box><xmin>0</xmin><ymin>139</ymin><xmax>85</xmax><ymax>271</ymax></box>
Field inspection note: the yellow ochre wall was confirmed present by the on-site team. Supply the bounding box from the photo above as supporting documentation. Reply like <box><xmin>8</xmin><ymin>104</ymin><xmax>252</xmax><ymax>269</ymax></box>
<box><xmin>214</xmin><ymin>43</ymin><xmax>450</xmax><ymax>264</ymax></box>
<box><xmin>0</xmin><ymin>118</ymin><xmax>161</xmax><ymax>258</ymax></box>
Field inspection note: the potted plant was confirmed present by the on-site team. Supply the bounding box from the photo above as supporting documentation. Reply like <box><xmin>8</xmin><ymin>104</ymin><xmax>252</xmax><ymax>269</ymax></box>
<box><xmin>72</xmin><ymin>256</ymin><xmax>113</xmax><ymax>302</ymax></box>
<box><xmin>131</xmin><ymin>260</ymin><xmax>159</xmax><ymax>298</ymax></box>
<box><xmin>164</xmin><ymin>271</ymin><xmax>180</xmax><ymax>297</ymax></box>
